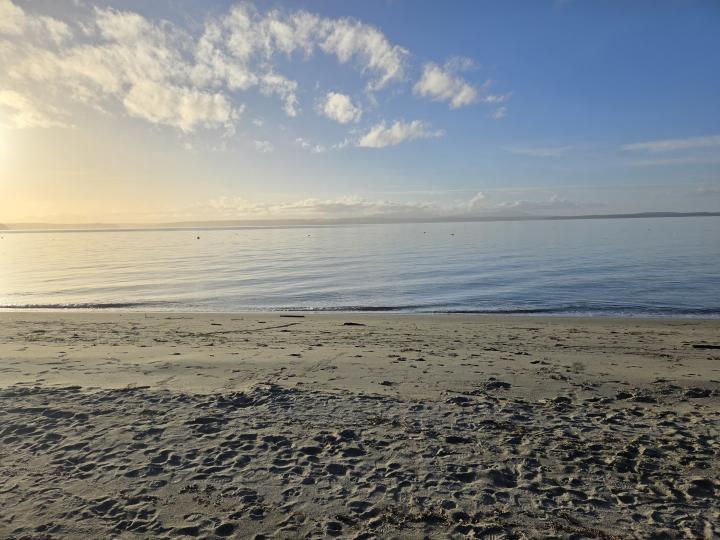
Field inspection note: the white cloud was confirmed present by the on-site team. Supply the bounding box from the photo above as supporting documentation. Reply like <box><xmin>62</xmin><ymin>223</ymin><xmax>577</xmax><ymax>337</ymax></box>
<box><xmin>2</xmin><ymin>5</ymin><xmax>243</xmax><ymax>133</ymax></box>
<box><xmin>0</xmin><ymin>1</ymin><xmax>502</xmax><ymax>142</ymax></box>
<box><xmin>3</xmin><ymin>7</ymin><xmax>195</xmax><ymax>111</ymax></box>
<box><xmin>191</xmin><ymin>19</ymin><xmax>258</xmax><ymax>91</ymax></box>
<box><xmin>253</xmin><ymin>139</ymin><xmax>274</xmax><ymax>153</ymax></box>
<box><xmin>319</xmin><ymin>92</ymin><xmax>361</xmax><ymax>124</ymax></box>
<box><xmin>40</xmin><ymin>17</ymin><xmax>73</xmax><ymax>45</ymax></box>
<box><xmin>193</xmin><ymin>3</ymin><xmax>407</xmax><ymax>104</ymax></box>
<box><xmin>0</xmin><ymin>0</ymin><xmax>25</xmax><ymax>36</ymax></box>
<box><xmin>93</xmin><ymin>2</ymin><xmax>406</xmax><ymax>123</ymax></box>
<box><xmin>332</xmin><ymin>138</ymin><xmax>351</xmax><ymax>150</ymax></box>
<box><xmin>414</xmin><ymin>62</ymin><xmax>478</xmax><ymax>109</ymax></box>
<box><xmin>189</xmin><ymin>191</ymin><xmax>587</xmax><ymax>221</ymax></box>
<box><xmin>484</xmin><ymin>93</ymin><xmax>510</xmax><ymax>104</ymax></box>
<box><xmin>466</xmin><ymin>192</ymin><xmax>487</xmax><ymax>212</ymax></box>
<box><xmin>458</xmin><ymin>192</ymin><xmax>583</xmax><ymax>216</ymax></box>
<box><xmin>0</xmin><ymin>89</ymin><xmax>69</xmax><ymax>128</ymax></box>
<box><xmin>311</xmin><ymin>144</ymin><xmax>327</xmax><ymax>154</ymax></box>
<box><xmin>0</xmin><ymin>0</ymin><xmax>72</xmax><ymax>44</ymax></box>
<box><xmin>258</xmin><ymin>72</ymin><xmax>299</xmax><ymax>117</ymax></box>
<box><xmin>317</xmin><ymin>18</ymin><xmax>407</xmax><ymax>91</ymax></box>
<box><xmin>123</xmin><ymin>81</ymin><xmax>239</xmax><ymax>132</ymax></box>
<box><xmin>197</xmin><ymin>195</ymin><xmax>439</xmax><ymax>219</ymax></box>
<box><xmin>295</xmin><ymin>137</ymin><xmax>311</xmax><ymax>149</ymax></box>
<box><xmin>414</xmin><ymin>60</ymin><xmax>509</xmax><ymax>113</ymax></box>
<box><xmin>494</xmin><ymin>195</ymin><xmax>579</xmax><ymax>213</ymax></box>
<box><xmin>357</xmin><ymin>120</ymin><xmax>443</xmax><ymax>148</ymax></box>
<box><xmin>444</xmin><ymin>56</ymin><xmax>476</xmax><ymax>72</ymax></box>
<box><xmin>95</xmin><ymin>7</ymin><xmax>152</xmax><ymax>42</ymax></box>
<box><xmin>294</xmin><ymin>136</ymin><xmax>351</xmax><ymax>153</ymax></box>
<box><xmin>491</xmin><ymin>106</ymin><xmax>507</xmax><ymax>119</ymax></box>
<box><xmin>622</xmin><ymin>135</ymin><xmax>720</xmax><ymax>153</ymax></box>
<box><xmin>284</xmin><ymin>196</ymin><xmax>436</xmax><ymax>216</ymax></box>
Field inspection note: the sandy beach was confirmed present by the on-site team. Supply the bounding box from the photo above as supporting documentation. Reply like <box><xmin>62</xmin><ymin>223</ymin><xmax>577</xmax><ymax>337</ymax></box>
<box><xmin>0</xmin><ymin>312</ymin><xmax>718</xmax><ymax>539</ymax></box>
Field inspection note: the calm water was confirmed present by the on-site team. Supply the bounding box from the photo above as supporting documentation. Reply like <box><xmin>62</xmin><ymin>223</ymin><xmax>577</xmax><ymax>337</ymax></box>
<box><xmin>1</xmin><ymin>218</ymin><xmax>719</xmax><ymax>317</ymax></box>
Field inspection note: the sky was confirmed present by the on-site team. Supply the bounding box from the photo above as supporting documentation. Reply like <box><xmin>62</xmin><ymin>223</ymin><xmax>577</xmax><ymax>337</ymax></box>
<box><xmin>1</xmin><ymin>0</ymin><xmax>719</xmax><ymax>223</ymax></box>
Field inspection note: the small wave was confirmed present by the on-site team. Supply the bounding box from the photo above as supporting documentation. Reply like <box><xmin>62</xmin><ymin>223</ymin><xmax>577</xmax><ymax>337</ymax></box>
<box><xmin>434</xmin><ymin>305</ymin><xmax>720</xmax><ymax>316</ymax></box>
<box><xmin>267</xmin><ymin>305</ymin><xmax>428</xmax><ymax>313</ymax></box>
<box><xmin>1</xmin><ymin>302</ymin><xmax>718</xmax><ymax>318</ymax></box>
<box><xmin>264</xmin><ymin>304</ymin><xmax>720</xmax><ymax>318</ymax></box>
<box><xmin>0</xmin><ymin>301</ymin><xmax>171</xmax><ymax>310</ymax></box>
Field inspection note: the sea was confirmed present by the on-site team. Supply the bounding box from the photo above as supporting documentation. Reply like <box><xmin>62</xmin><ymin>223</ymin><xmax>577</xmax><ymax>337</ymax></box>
<box><xmin>1</xmin><ymin>217</ymin><xmax>719</xmax><ymax>317</ymax></box>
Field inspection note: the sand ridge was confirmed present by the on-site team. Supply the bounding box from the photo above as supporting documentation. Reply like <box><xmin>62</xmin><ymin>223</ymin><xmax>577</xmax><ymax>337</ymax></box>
<box><xmin>0</xmin><ymin>313</ymin><xmax>718</xmax><ymax>538</ymax></box>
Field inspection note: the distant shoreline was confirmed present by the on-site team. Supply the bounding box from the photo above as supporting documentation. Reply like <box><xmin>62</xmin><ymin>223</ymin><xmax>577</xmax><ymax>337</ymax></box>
<box><xmin>2</xmin><ymin>211</ymin><xmax>719</xmax><ymax>233</ymax></box>
<box><xmin>1</xmin><ymin>307</ymin><xmax>718</xmax><ymax>319</ymax></box>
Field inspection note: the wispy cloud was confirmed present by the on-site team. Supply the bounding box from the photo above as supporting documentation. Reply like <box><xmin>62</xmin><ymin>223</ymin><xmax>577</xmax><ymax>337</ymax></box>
<box><xmin>490</xmin><ymin>106</ymin><xmax>507</xmax><ymax>119</ymax></box>
<box><xmin>0</xmin><ymin>0</ymin><xmax>71</xmax><ymax>44</ymax></box>
<box><xmin>413</xmin><ymin>61</ymin><xmax>478</xmax><ymax>109</ymax></box>
<box><xmin>294</xmin><ymin>137</ymin><xmax>311</xmax><ymax>149</ymax></box>
<box><xmin>622</xmin><ymin>135</ymin><xmax>720</xmax><ymax>153</ymax></box>
<box><xmin>504</xmin><ymin>145</ymin><xmax>572</xmax><ymax>157</ymax></box>
<box><xmin>0</xmin><ymin>0</ymin><xmax>25</xmax><ymax>36</ymax></box>
<box><xmin>0</xmin><ymin>89</ymin><xmax>70</xmax><ymax>128</ymax></box>
<box><xmin>694</xmin><ymin>185</ymin><xmax>720</xmax><ymax>195</ymax></box>
<box><xmin>253</xmin><ymin>140</ymin><xmax>274</xmax><ymax>153</ymax></box>
<box><xmin>195</xmin><ymin>195</ymin><xmax>439</xmax><ymax>220</ymax></box>
<box><xmin>493</xmin><ymin>194</ymin><xmax>580</xmax><ymax>213</ymax></box>
<box><xmin>357</xmin><ymin>120</ymin><xmax>443</xmax><ymax>148</ymax></box>
<box><xmin>186</xmin><ymin>191</ymin><xmax>588</xmax><ymax>221</ymax></box>
<box><xmin>629</xmin><ymin>156</ymin><xmax>720</xmax><ymax>167</ymax></box>
<box><xmin>294</xmin><ymin>136</ymin><xmax>347</xmax><ymax>153</ymax></box>
<box><xmin>123</xmin><ymin>81</ymin><xmax>240</xmax><ymax>133</ymax></box>
<box><xmin>0</xmin><ymin>0</ymin><xmax>511</xmax><ymax>154</ymax></box>
<box><xmin>412</xmin><ymin>57</ymin><xmax>509</xmax><ymax>113</ymax></box>
<box><xmin>0</xmin><ymin>1</ymin><xmax>410</xmax><ymax>132</ymax></box>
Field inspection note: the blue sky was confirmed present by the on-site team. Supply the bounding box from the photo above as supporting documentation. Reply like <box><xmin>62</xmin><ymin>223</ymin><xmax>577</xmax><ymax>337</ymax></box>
<box><xmin>1</xmin><ymin>0</ymin><xmax>719</xmax><ymax>222</ymax></box>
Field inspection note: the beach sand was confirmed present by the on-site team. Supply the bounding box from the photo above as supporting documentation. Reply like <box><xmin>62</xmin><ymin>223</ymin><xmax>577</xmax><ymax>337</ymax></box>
<box><xmin>0</xmin><ymin>312</ymin><xmax>718</xmax><ymax>539</ymax></box>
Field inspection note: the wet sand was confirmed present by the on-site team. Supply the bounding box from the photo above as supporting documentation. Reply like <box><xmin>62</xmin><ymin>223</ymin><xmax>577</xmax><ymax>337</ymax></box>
<box><xmin>0</xmin><ymin>312</ymin><xmax>718</xmax><ymax>539</ymax></box>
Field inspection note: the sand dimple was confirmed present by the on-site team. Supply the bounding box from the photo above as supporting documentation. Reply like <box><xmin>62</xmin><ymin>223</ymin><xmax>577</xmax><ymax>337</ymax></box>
<box><xmin>1</xmin><ymin>313</ymin><xmax>719</xmax><ymax>538</ymax></box>
<box><xmin>0</xmin><ymin>381</ymin><xmax>718</xmax><ymax>539</ymax></box>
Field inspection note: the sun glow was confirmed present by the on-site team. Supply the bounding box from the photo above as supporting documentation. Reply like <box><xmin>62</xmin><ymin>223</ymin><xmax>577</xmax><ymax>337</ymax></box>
<box><xmin>0</xmin><ymin>126</ymin><xmax>7</xmax><ymax>168</ymax></box>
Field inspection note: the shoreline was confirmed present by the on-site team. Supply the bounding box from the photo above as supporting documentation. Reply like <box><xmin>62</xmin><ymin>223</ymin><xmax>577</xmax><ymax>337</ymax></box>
<box><xmin>1</xmin><ymin>312</ymin><xmax>718</xmax><ymax>538</ymax></box>
<box><xmin>1</xmin><ymin>308</ymin><xmax>719</xmax><ymax>320</ymax></box>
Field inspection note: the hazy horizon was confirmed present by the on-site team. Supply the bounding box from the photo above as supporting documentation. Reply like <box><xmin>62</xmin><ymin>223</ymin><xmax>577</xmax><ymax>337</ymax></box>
<box><xmin>2</xmin><ymin>0</ymin><xmax>720</xmax><ymax>223</ymax></box>
<box><xmin>3</xmin><ymin>210</ymin><xmax>720</xmax><ymax>231</ymax></box>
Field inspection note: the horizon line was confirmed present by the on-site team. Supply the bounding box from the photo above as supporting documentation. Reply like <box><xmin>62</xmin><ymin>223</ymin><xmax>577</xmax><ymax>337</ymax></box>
<box><xmin>2</xmin><ymin>211</ymin><xmax>719</xmax><ymax>233</ymax></box>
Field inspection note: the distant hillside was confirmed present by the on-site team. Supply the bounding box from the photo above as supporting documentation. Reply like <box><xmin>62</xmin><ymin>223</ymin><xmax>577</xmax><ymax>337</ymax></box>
<box><xmin>159</xmin><ymin>211</ymin><xmax>720</xmax><ymax>228</ymax></box>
